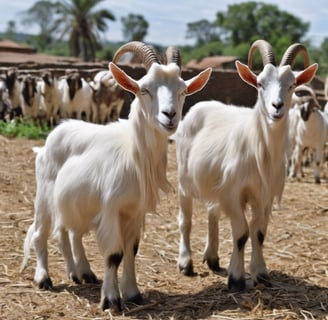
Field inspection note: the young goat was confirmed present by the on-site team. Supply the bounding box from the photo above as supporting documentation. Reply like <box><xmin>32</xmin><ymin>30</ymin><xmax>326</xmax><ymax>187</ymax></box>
<box><xmin>288</xmin><ymin>86</ymin><xmax>328</xmax><ymax>183</ymax></box>
<box><xmin>20</xmin><ymin>41</ymin><xmax>211</xmax><ymax>312</ymax></box>
<box><xmin>38</xmin><ymin>70</ymin><xmax>61</xmax><ymax>127</ymax></box>
<box><xmin>57</xmin><ymin>70</ymin><xmax>93</xmax><ymax>121</ymax></box>
<box><xmin>89</xmin><ymin>70</ymin><xmax>126</xmax><ymax>123</ymax></box>
<box><xmin>175</xmin><ymin>40</ymin><xmax>317</xmax><ymax>291</ymax></box>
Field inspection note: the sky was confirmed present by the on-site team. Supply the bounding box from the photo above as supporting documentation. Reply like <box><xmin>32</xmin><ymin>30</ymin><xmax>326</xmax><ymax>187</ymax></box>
<box><xmin>0</xmin><ymin>0</ymin><xmax>327</xmax><ymax>47</ymax></box>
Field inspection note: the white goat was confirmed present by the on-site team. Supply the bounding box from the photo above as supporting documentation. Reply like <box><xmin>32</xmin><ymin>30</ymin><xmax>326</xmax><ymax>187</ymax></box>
<box><xmin>175</xmin><ymin>40</ymin><xmax>317</xmax><ymax>291</ymax></box>
<box><xmin>58</xmin><ymin>70</ymin><xmax>93</xmax><ymax>121</ymax></box>
<box><xmin>20</xmin><ymin>41</ymin><xmax>212</xmax><ymax>312</ymax></box>
<box><xmin>288</xmin><ymin>86</ymin><xmax>328</xmax><ymax>183</ymax></box>
<box><xmin>89</xmin><ymin>70</ymin><xmax>126</xmax><ymax>123</ymax></box>
<box><xmin>38</xmin><ymin>70</ymin><xmax>61</xmax><ymax>127</ymax></box>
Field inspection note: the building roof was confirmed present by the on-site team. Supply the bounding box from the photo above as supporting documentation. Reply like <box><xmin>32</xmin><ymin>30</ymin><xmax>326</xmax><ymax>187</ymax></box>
<box><xmin>0</xmin><ymin>38</ymin><xmax>82</xmax><ymax>66</ymax></box>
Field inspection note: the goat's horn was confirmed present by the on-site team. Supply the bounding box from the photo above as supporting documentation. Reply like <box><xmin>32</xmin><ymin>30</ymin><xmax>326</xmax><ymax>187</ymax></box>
<box><xmin>294</xmin><ymin>84</ymin><xmax>316</xmax><ymax>96</ymax></box>
<box><xmin>113</xmin><ymin>41</ymin><xmax>160</xmax><ymax>71</ymax></box>
<box><xmin>164</xmin><ymin>46</ymin><xmax>181</xmax><ymax>69</ymax></box>
<box><xmin>248</xmin><ymin>39</ymin><xmax>276</xmax><ymax>68</ymax></box>
<box><xmin>280</xmin><ymin>43</ymin><xmax>310</xmax><ymax>68</ymax></box>
<box><xmin>294</xmin><ymin>85</ymin><xmax>321</xmax><ymax>108</ymax></box>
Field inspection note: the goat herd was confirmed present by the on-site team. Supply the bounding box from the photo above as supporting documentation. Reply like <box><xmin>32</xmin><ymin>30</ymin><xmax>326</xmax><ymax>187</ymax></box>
<box><xmin>1</xmin><ymin>40</ymin><xmax>326</xmax><ymax>313</ymax></box>
<box><xmin>0</xmin><ymin>62</ymin><xmax>126</xmax><ymax>126</ymax></box>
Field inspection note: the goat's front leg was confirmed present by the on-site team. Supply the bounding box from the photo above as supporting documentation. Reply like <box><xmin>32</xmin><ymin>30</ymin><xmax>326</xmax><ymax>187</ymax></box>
<box><xmin>227</xmin><ymin>205</ymin><xmax>249</xmax><ymax>291</ymax></box>
<box><xmin>101</xmin><ymin>251</ymin><xmax>123</xmax><ymax>312</ymax></box>
<box><xmin>120</xmin><ymin>224</ymin><xmax>142</xmax><ymax>304</ymax></box>
<box><xmin>249</xmin><ymin>204</ymin><xmax>271</xmax><ymax>287</ymax></box>
<box><xmin>99</xmin><ymin>216</ymin><xmax>123</xmax><ymax>312</ymax></box>
<box><xmin>289</xmin><ymin>145</ymin><xmax>302</xmax><ymax>179</ymax></box>
<box><xmin>203</xmin><ymin>204</ymin><xmax>222</xmax><ymax>273</ymax></box>
<box><xmin>178</xmin><ymin>187</ymin><xmax>194</xmax><ymax>276</ymax></box>
<box><xmin>312</xmin><ymin>149</ymin><xmax>322</xmax><ymax>184</ymax></box>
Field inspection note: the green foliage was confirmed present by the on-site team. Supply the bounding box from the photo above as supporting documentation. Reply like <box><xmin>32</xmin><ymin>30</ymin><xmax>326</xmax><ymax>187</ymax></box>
<box><xmin>21</xmin><ymin>0</ymin><xmax>116</xmax><ymax>61</ymax></box>
<box><xmin>0</xmin><ymin>120</ymin><xmax>50</xmax><ymax>140</ymax></box>
<box><xmin>311</xmin><ymin>38</ymin><xmax>328</xmax><ymax>78</ymax></box>
<box><xmin>186</xmin><ymin>19</ymin><xmax>220</xmax><ymax>46</ymax></box>
<box><xmin>215</xmin><ymin>1</ymin><xmax>309</xmax><ymax>48</ymax></box>
<box><xmin>182</xmin><ymin>1</ymin><xmax>326</xmax><ymax>75</ymax></box>
<box><xmin>121</xmin><ymin>14</ymin><xmax>148</xmax><ymax>42</ymax></box>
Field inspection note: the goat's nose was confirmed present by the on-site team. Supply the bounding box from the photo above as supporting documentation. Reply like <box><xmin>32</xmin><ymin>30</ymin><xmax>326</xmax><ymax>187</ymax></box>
<box><xmin>272</xmin><ymin>101</ymin><xmax>284</xmax><ymax>110</ymax></box>
<box><xmin>162</xmin><ymin>110</ymin><xmax>176</xmax><ymax>120</ymax></box>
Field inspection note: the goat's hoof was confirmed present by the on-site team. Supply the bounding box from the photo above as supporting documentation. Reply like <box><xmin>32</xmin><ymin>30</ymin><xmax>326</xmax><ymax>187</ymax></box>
<box><xmin>38</xmin><ymin>277</ymin><xmax>53</xmax><ymax>290</ymax></box>
<box><xmin>315</xmin><ymin>177</ymin><xmax>321</xmax><ymax>184</ymax></box>
<box><xmin>82</xmin><ymin>272</ymin><xmax>98</xmax><ymax>284</ymax></box>
<box><xmin>179</xmin><ymin>262</ymin><xmax>195</xmax><ymax>276</ymax></box>
<box><xmin>71</xmin><ymin>274</ymin><xmax>81</xmax><ymax>284</ymax></box>
<box><xmin>228</xmin><ymin>274</ymin><xmax>246</xmax><ymax>292</ymax></box>
<box><xmin>102</xmin><ymin>297</ymin><xmax>122</xmax><ymax>313</ymax></box>
<box><xmin>126</xmin><ymin>293</ymin><xmax>143</xmax><ymax>305</ymax></box>
<box><xmin>254</xmin><ymin>273</ymin><xmax>272</xmax><ymax>288</ymax></box>
<box><xmin>205</xmin><ymin>258</ymin><xmax>224</xmax><ymax>274</ymax></box>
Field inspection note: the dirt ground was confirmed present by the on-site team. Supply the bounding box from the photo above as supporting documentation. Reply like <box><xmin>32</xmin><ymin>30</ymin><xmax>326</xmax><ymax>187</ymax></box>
<box><xmin>0</xmin><ymin>136</ymin><xmax>327</xmax><ymax>320</ymax></box>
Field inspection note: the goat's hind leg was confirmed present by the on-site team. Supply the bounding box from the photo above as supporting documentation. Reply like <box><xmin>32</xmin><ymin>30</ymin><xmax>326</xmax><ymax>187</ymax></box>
<box><xmin>178</xmin><ymin>188</ymin><xmax>195</xmax><ymax>276</ymax></box>
<box><xmin>32</xmin><ymin>210</ymin><xmax>53</xmax><ymax>290</ymax></box>
<box><xmin>203</xmin><ymin>204</ymin><xmax>224</xmax><ymax>273</ymax></box>
<box><xmin>69</xmin><ymin>231</ymin><xmax>98</xmax><ymax>284</ymax></box>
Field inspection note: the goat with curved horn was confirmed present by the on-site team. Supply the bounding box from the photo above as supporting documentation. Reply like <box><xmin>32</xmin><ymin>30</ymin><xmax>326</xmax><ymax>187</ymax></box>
<box><xmin>175</xmin><ymin>39</ymin><xmax>318</xmax><ymax>293</ymax></box>
<box><xmin>20</xmin><ymin>40</ymin><xmax>212</xmax><ymax>313</ymax></box>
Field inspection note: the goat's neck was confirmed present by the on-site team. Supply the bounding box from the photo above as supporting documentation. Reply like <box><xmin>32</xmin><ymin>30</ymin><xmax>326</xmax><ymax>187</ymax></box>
<box><xmin>129</xmin><ymin>102</ymin><xmax>171</xmax><ymax>210</ymax></box>
<box><xmin>252</xmin><ymin>100</ymin><xmax>288</xmax><ymax>190</ymax></box>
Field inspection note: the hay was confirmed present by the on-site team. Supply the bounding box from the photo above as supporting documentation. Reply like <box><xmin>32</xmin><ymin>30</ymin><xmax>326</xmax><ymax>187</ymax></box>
<box><xmin>0</xmin><ymin>137</ymin><xmax>327</xmax><ymax>319</ymax></box>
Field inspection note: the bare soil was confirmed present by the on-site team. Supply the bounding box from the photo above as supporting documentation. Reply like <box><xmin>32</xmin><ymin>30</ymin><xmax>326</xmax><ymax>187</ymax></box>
<box><xmin>0</xmin><ymin>136</ymin><xmax>327</xmax><ymax>320</ymax></box>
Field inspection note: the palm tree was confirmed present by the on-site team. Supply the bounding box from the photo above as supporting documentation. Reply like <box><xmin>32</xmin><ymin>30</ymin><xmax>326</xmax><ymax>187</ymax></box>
<box><xmin>53</xmin><ymin>0</ymin><xmax>115</xmax><ymax>61</ymax></box>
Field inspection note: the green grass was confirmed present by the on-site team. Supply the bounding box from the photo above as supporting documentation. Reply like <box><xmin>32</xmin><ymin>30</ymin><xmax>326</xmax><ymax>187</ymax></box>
<box><xmin>0</xmin><ymin>119</ymin><xmax>51</xmax><ymax>140</ymax></box>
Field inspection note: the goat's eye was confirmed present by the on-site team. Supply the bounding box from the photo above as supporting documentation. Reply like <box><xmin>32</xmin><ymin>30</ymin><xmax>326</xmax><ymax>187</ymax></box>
<box><xmin>257</xmin><ymin>82</ymin><xmax>264</xmax><ymax>89</ymax></box>
<box><xmin>140</xmin><ymin>88</ymin><xmax>151</xmax><ymax>96</ymax></box>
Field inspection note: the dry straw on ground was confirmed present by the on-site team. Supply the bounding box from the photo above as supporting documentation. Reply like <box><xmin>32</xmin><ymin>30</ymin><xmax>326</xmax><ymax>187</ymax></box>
<box><xmin>0</xmin><ymin>137</ymin><xmax>327</xmax><ymax>320</ymax></box>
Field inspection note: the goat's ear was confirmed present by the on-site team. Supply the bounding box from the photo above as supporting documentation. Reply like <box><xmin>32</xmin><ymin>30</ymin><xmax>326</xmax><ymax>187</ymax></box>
<box><xmin>109</xmin><ymin>62</ymin><xmax>139</xmax><ymax>94</ymax></box>
<box><xmin>295</xmin><ymin>63</ymin><xmax>318</xmax><ymax>87</ymax></box>
<box><xmin>235</xmin><ymin>61</ymin><xmax>257</xmax><ymax>88</ymax></box>
<box><xmin>185</xmin><ymin>67</ymin><xmax>212</xmax><ymax>96</ymax></box>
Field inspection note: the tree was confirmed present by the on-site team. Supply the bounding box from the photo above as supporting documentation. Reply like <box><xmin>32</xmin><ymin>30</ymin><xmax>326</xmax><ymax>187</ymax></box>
<box><xmin>20</xmin><ymin>1</ymin><xmax>57</xmax><ymax>51</ymax></box>
<box><xmin>311</xmin><ymin>37</ymin><xmax>328</xmax><ymax>77</ymax></box>
<box><xmin>121</xmin><ymin>14</ymin><xmax>148</xmax><ymax>42</ymax></box>
<box><xmin>215</xmin><ymin>1</ymin><xmax>309</xmax><ymax>56</ymax></box>
<box><xmin>53</xmin><ymin>0</ymin><xmax>116</xmax><ymax>61</ymax></box>
<box><xmin>186</xmin><ymin>19</ymin><xmax>220</xmax><ymax>45</ymax></box>
<box><xmin>21</xmin><ymin>0</ymin><xmax>115</xmax><ymax>61</ymax></box>
<box><xmin>4</xmin><ymin>21</ymin><xmax>17</xmax><ymax>41</ymax></box>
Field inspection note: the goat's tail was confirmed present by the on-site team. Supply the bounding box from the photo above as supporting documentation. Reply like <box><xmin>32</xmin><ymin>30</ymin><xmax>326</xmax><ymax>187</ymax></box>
<box><xmin>20</xmin><ymin>222</ymin><xmax>35</xmax><ymax>272</ymax></box>
<box><xmin>32</xmin><ymin>146</ymin><xmax>43</xmax><ymax>154</ymax></box>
